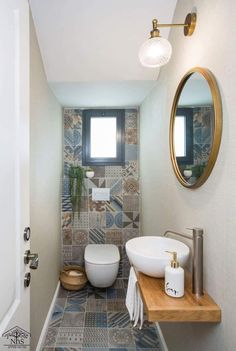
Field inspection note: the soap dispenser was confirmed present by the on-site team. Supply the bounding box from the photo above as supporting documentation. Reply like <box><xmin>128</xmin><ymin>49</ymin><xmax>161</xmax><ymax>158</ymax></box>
<box><xmin>165</xmin><ymin>251</ymin><xmax>184</xmax><ymax>298</ymax></box>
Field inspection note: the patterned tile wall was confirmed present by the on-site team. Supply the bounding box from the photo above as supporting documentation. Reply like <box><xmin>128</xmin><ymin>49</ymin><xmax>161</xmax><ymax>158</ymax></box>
<box><xmin>62</xmin><ymin>108</ymin><xmax>140</xmax><ymax>277</ymax></box>
<box><xmin>193</xmin><ymin>106</ymin><xmax>213</xmax><ymax>165</ymax></box>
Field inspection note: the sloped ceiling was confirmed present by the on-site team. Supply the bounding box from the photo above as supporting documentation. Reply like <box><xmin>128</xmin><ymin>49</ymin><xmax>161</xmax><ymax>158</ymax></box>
<box><xmin>29</xmin><ymin>0</ymin><xmax>177</xmax><ymax>106</ymax></box>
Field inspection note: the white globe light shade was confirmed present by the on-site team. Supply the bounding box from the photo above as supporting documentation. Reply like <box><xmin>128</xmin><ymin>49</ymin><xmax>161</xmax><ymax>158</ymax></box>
<box><xmin>139</xmin><ymin>37</ymin><xmax>172</xmax><ymax>68</ymax></box>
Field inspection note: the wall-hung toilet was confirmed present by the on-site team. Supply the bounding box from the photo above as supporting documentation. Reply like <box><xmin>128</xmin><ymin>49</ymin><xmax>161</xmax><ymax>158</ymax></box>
<box><xmin>84</xmin><ymin>244</ymin><xmax>120</xmax><ymax>288</ymax></box>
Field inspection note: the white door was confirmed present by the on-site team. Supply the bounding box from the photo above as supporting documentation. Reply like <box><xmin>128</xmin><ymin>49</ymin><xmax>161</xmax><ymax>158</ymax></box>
<box><xmin>0</xmin><ymin>0</ymin><xmax>30</xmax><ymax>350</ymax></box>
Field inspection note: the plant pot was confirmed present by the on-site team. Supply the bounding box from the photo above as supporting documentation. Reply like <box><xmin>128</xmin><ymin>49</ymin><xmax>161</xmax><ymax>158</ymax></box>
<box><xmin>183</xmin><ymin>170</ymin><xmax>192</xmax><ymax>178</ymax></box>
<box><xmin>86</xmin><ymin>171</ymin><xmax>94</xmax><ymax>178</ymax></box>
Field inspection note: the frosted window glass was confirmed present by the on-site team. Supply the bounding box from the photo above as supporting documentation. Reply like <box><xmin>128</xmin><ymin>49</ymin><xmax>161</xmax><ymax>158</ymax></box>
<box><xmin>174</xmin><ymin>116</ymin><xmax>186</xmax><ymax>157</ymax></box>
<box><xmin>90</xmin><ymin>117</ymin><xmax>117</xmax><ymax>158</ymax></box>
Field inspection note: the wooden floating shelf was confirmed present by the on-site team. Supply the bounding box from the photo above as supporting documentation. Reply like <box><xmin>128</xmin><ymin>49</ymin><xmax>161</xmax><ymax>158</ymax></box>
<box><xmin>137</xmin><ymin>271</ymin><xmax>221</xmax><ymax>322</ymax></box>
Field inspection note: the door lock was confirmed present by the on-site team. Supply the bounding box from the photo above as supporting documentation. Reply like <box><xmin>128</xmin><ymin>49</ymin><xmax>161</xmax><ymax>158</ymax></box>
<box><xmin>23</xmin><ymin>227</ymin><xmax>31</xmax><ymax>241</ymax></box>
<box><xmin>24</xmin><ymin>250</ymin><xmax>39</xmax><ymax>269</ymax></box>
<box><xmin>24</xmin><ymin>272</ymin><xmax>31</xmax><ymax>287</ymax></box>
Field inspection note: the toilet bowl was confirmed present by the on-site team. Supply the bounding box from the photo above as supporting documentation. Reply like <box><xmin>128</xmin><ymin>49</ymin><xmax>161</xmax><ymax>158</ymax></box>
<box><xmin>84</xmin><ymin>244</ymin><xmax>120</xmax><ymax>288</ymax></box>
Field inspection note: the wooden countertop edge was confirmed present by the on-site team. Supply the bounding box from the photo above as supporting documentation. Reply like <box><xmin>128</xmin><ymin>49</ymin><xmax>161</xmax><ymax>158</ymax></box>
<box><xmin>147</xmin><ymin>305</ymin><xmax>221</xmax><ymax>311</ymax></box>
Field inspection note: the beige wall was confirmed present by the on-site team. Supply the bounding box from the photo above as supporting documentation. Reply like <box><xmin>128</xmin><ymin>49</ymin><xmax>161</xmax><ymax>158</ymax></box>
<box><xmin>140</xmin><ymin>0</ymin><xmax>236</xmax><ymax>350</ymax></box>
<box><xmin>30</xmin><ymin>14</ymin><xmax>62</xmax><ymax>350</ymax></box>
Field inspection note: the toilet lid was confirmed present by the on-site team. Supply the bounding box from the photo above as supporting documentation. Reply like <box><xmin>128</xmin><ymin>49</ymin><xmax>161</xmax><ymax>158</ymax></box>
<box><xmin>85</xmin><ymin>244</ymin><xmax>120</xmax><ymax>265</ymax></box>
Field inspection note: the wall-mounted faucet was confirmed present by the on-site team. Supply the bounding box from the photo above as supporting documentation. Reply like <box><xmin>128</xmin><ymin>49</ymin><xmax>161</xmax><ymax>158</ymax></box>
<box><xmin>164</xmin><ymin>228</ymin><xmax>204</xmax><ymax>296</ymax></box>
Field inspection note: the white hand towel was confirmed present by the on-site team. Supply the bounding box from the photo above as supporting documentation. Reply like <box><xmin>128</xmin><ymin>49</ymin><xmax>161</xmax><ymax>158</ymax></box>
<box><xmin>133</xmin><ymin>284</ymin><xmax>139</xmax><ymax>327</ymax></box>
<box><xmin>125</xmin><ymin>266</ymin><xmax>137</xmax><ymax>321</ymax></box>
<box><xmin>133</xmin><ymin>284</ymin><xmax>143</xmax><ymax>329</ymax></box>
<box><xmin>126</xmin><ymin>267</ymin><xmax>144</xmax><ymax>329</ymax></box>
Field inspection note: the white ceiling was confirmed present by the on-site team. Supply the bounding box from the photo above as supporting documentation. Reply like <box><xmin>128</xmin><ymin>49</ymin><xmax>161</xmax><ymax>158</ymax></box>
<box><xmin>49</xmin><ymin>81</ymin><xmax>158</xmax><ymax>108</ymax></box>
<box><xmin>29</xmin><ymin>0</ymin><xmax>177</xmax><ymax>106</ymax></box>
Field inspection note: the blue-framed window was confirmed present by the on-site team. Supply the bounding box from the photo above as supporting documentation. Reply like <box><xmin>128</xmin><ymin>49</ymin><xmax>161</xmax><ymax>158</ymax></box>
<box><xmin>175</xmin><ymin>108</ymin><xmax>193</xmax><ymax>165</ymax></box>
<box><xmin>82</xmin><ymin>109</ymin><xmax>125</xmax><ymax>166</ymax></box>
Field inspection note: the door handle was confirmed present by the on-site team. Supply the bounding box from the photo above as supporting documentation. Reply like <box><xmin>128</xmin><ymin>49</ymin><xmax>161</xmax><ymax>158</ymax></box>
<box><xmin>24</xmin><ymin>250</ymin><xmax>39</xmax><ymax>270</ymax></box>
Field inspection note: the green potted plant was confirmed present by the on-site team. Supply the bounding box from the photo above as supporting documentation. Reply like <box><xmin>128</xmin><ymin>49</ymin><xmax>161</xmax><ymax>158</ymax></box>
<box><xmin>68</xmin><ymin>165</ymin><xmax>85</xmax><ymax>218</ymax></box>
<box><xmin>191</xmin><ymin>164</ymin><xmax>205</xmax><ymax>178</ymax></box>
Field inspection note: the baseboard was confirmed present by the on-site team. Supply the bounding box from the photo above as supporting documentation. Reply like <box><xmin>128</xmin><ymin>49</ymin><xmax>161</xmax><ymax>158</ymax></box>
<box><xmin>35</xmin><ymin>281</ymin><xmax>60</xmax><ymax>351</ymax></box>
<box><xmin>156</xmin><ymin>322</ymin><xmax>169</xmax><ymax>351</ymax></box>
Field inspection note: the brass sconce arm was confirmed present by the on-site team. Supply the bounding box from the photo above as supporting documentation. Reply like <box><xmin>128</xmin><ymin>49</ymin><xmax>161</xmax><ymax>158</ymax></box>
<box><xmin>150</xmin><ymin>13</ymin><xmax>196</xmax><ymax>38</ymax></box>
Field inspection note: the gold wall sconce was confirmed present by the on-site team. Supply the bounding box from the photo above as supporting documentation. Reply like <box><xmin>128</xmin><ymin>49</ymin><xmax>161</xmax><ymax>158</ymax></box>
<box><xmin>139</xmin><ymin>13</ymin><xmax>197</xmax><ymax>68</ymax></box>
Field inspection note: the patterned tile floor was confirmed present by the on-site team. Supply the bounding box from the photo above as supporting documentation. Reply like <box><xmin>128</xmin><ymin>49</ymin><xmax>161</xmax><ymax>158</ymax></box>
<box><xmin>41</xmin><ymin>279</ymin><xmax>164</xmax><ymax>351</ymax></box>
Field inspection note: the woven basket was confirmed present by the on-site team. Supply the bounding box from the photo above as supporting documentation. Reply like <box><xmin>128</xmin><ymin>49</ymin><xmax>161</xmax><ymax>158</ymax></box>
<box><xmin>60</xmin><ymin>265</ymin><xmax>88</xmax><ymax>291</ymax></box>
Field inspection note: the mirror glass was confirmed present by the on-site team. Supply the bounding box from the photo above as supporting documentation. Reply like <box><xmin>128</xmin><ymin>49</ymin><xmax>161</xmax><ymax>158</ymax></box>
<box><xmin>170</xmin><ymin>68</ymin><xmax>222</xmax><ymax>188</ymax></box>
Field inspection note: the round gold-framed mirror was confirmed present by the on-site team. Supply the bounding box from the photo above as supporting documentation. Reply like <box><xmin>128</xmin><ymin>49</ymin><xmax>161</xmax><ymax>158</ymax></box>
<box><xmin>170</xmin><ymin>67</ymin><xmax>222</xmax><ymax>188</ymax></box>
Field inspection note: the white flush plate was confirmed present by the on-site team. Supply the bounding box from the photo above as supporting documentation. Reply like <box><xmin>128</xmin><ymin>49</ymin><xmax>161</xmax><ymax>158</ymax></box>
<box><xmin>92</xmin><ymin>188</ymin><xmax>110</xmax><ymax>201</ymax></box>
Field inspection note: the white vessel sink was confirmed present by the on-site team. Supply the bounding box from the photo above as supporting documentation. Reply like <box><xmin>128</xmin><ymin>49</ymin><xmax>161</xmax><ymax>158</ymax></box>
<box><xmin>125</xmin><ymin>236</ymin><xmax>190</xmax><ymax>278</ymax></box>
